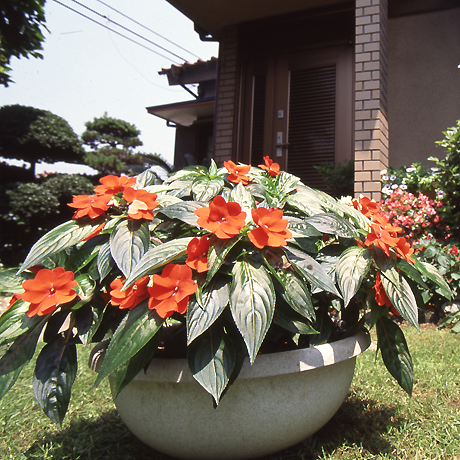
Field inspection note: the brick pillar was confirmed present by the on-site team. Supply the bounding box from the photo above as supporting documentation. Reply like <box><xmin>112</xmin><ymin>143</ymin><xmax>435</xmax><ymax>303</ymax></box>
<box><xmin>354</xmin><ymin>0</ymin><xmax>389</xmax><ymax>200</ymax></box>
<box><xmin>214</xmin><ymin>25</ymin><xmax>239</xmax><ymax>165</ymax></box>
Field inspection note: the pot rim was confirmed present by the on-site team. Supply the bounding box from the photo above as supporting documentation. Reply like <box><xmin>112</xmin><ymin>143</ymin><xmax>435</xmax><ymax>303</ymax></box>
<box><xmin>129</xmin><ymin>329</ymin><xmax>371</xmax><ymax>384</ymax></box>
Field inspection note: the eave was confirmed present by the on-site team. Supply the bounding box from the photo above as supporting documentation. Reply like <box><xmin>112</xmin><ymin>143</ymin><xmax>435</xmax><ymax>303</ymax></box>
<box><xmin>147</xmin><ymin>97</ymin><xmax>215</xmax><ymax>127</ymax></box>
<box><xmin>165</xmin><ymin>0</ymin><xmax>345</xmax><ymax>37</ymax></box>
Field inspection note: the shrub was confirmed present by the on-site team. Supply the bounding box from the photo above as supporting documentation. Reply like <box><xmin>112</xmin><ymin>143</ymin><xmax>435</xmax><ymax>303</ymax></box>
<box><xmin>430</xmin><ymin>120</ymin><xmax>460</xmax><ymax>234</ymax></box>
<box><xmin>314</xmin><ymin>160</ymin><xmax>354</xmax><ymax>198</ymax></box>
<box><xmin>412</xmin><ymin>237</ymin><xmax>460</xmax><ymax>321</ymax></box>
<box><xmin>380</xmin><ymin>120</ymin><xmax>460</xmax><ymax>238</ymax></box>
<box><xmin>379</xmin><ymin>188</ymin><xmax>445</xmax><ymax>242</ymax></box>
<box><xmin>0</xmin><ymin>173</ymin><xmax>94</xmax><ymax>266</ymax></box>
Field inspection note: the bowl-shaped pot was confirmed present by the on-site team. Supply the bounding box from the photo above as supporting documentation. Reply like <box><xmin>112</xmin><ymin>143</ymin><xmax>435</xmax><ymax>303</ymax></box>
<box><xmin>91</xmin><ymin>330</ymin><xmax>370</xmax><ymax>460</ymax></box>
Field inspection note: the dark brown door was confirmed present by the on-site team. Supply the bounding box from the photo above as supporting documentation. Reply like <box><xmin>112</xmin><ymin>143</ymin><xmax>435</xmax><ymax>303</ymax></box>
<box><xmin>242</xmin><ymin>46</ymin><xmax>353</xmax><ymax>189</ymax></box>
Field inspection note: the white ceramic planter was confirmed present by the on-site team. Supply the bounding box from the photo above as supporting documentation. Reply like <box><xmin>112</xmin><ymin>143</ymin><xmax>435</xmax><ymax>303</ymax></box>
<box><xmin>91</xmin><ymin>330</ymin><xmax>370</xmax><ymax>460</ymax></box>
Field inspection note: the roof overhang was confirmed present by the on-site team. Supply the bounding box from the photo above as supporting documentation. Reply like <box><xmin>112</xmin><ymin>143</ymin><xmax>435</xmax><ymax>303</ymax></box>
<box><xmin>147</xmin><ymin>97</ymin><xmax>214</xmax><ymax>127</ymax></box>
<box><xmin>159</xmin><ymin>57</ymin><xmax>218</xmax><ymax>86</ymax></box>
<box><xmin>165</xmin><ymin>0</ymin><xmax>345</xmax><ymax>37</ymax></box>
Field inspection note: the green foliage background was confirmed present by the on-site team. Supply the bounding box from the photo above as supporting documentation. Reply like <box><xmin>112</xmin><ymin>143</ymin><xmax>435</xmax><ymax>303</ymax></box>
<box><xmin>0</xmin><ymin>173</ymin><xmax>94</xmax><ymax>267</ymax></box>
<box><xmin>0</xmin><ymin>0</ymin><xmax>47</xmax><ymax>87</ymax></box>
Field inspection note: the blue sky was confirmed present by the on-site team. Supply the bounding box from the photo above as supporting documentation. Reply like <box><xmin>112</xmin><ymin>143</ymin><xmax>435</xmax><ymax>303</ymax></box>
<box><xmin>1</xmin><ymin>0</ymin><xmax>218</xmax><ymax>174</ymax></box>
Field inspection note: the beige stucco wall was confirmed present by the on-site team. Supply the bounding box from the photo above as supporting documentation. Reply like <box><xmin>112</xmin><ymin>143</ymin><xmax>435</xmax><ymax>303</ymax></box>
<box><xmin>388</xmin><ymin>7</ymin><xmax>460</xmax><ymax>168</ymax></box>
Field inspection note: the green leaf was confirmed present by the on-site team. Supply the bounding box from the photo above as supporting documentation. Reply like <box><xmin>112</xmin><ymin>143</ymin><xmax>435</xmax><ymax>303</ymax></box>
<box><xmin>275</xmin><ymin>271</ymin><xmax>315</xmax><ymax>321</ymax></box>
<box><xmin>321</xmin><ymin>200</ymin><xmax>371</xmax><ymax>231</ymax></box>
<box><xmin>95</xmin><ymin>302</ymin><xmax>164</xmax><ymax>386</ymax></box>
<box><xmin>160</xmin><ymin>201</ymin><xmax>205</xmax><ymax>226</ymax></box>
<box><xmin>398</xmin><ymin>259</ymin><xmax>429</xmax><ymax>290</ymax></box>
<box><xmin>136</xmin><ymin>169</ymin><xmax>157</xmax><ymax>187</ymax></box>
<box><xmin>66</xmin><ymin>243</ymin><xmax>100</xmax><ymax>273</ymax></box>
<box><xmin>111</xmin><ymin>334</ymin><xmax>160</xmax><ymax>398</ymax></box>
<box><xmin>0</xmin><ymin>268</ymin><xmax>25</xmax><ymax>294</ymax></box>
<box><xmin>376</xmin><ymin>316</ymin><xmax>413</xmax><ymax>396</ymax></box>
<box><xmin>229</xmin><ymin>260</ymin><xmax>275</xmax><ymax>363</ymax></box>
<box><xmin>0</xmin><ymin>299</ymin><xmax>38</xmax><ymax>343</ymax></box>
<box><xmin>163</xmin><ymin>180</ymin><xmax>192</xmax><ymax>198</ymax></box>
<box><xmin>188</xmin><ymin>328</ymin><xmax>235</xmax><ymax>405</ymax></box>
<box><xmin>77</xmin><ymin>301</ymin><xmax>109</xmax><ymax>347</ymax></box>
<box><xmin>337</xmin><ymin>246</ymin><xmax>371</xmax><ymax>307</ymax></box>
<box><xmin>0</xmin><ymin>318</ymin><xmax>46</xmax><ymax>401</ymax></box>
<box><xmin>192</xmin><ymin>176</ymin><xmax>224</xmax><ymax>202</ymax></box>
<box><xmin>164</xmin><ymin>165</ymin><xmax>206</xmax><ymax>184</ymax></box>
<box><xmin>379</xmin><ymin>265</ymin><xmax>419</xmax><ymax>329</ymax></box>
<box><xmin>274</xmin><ymin>306</ymin><xmax>319</xmax><ymax>335</ymax></box>
<box><xmin>309</xmin><ymin>307</ymin><xmax>334</xmax><ymax>346</ymax></box>
<box><xmin>284</xmin><ymin>246</ymin><xmax>341</xmax><ymax>297</ymax></box>
<box><xmin>155</xmin><ymin>194</ymin><xmax>183</xmax><ymax>207</ymax></box>
<box><xmin>230</xmin><ymin>183</ymin><xmax>255</xmax><ymax>218</ymax></box>
<box><xmin>97</xmin><ymin>242</ymin><xmax>114</xmax><ymax>281</ymax></box>
<box><xmin>187</xmin><ymin>277</ymin><xmax>229</xmax><ymax>344</ymax></box>
<box><xmin>0</xmin><ymin>367</ymin><xmax>24</xmax><ymax>402</ymax></box>
<box><xmin>72</xmin><ymin>274</ymin><xmax>96</xmax><ymax>310</ymax></box>
<box><xmin>206</xmin><ymin>235</ymin><xmax>241</xmax><ymax>283</ymax></box>
<box><xmin>124</xmin><ymin>237</ymin><xmax>192</xmax><ymax>287</ymax></box>
<box><xmin>19</xmin><ymin>220</ymin><xmax>104</xmax><ymax>273</ymax></box>
<box><xmin>33</xmin><ymin>337</ymin><xmax>77</xmax><ymax>427</ymax></box>
<box><xmin>274</xmin><ymin>171</ymin><xmax>300</xmax><ymax>197</ymax></box>
<box><xmin>285</xmin><ymin>192</ymin><xmax>324</xmax><ymax>216</ymax></box>
<box><xmin>110</xmin><ymin>220</ymin><xmax>150</xmax><ymax>278</ymax></box>
<box><xmin>306</xmin><ymin>213</ymin><xmax>359</xmax><ymax>238</ymax></box>
<box><xmin>415</xmin><ymin>260</ymin><xmax>453</xmax><ymax>300</ymax></box>
<box><xmin>285</xmin><ymin>217</ymin><xmax>322</xmax><ymax>237</ymax></box>
<box><xmin>208</xmin><ymin>159</ymin><xmax>218</xmax><ymax>176</ymax></box>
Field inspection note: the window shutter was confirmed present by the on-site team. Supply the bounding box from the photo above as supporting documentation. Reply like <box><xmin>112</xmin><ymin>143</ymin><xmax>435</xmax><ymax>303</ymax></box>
<box><xmin>287</xmin><ymin>65</ymin><xmax>336</xmax><ymax>189</ymax></box>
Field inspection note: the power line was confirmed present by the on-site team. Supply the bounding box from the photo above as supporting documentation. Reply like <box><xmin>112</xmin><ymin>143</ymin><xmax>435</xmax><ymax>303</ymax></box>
<box><xmin>67</xmin><ymin>0</ymin><xmax>188</xmax><ymax>62</ymax></box>
<box><xmin>52</xmin><ymin>0</ymin><xmax>181</xmax><ymax>63</ymax></box>
<box><xmin>106</xmin><ymin>29</ymin><xmax>183</xmax><ymax>92</ymax></box>
<box><xmin>94</xmin><ymin>0</ymin><xmax>201</xmax><ymax>60</ymax></box>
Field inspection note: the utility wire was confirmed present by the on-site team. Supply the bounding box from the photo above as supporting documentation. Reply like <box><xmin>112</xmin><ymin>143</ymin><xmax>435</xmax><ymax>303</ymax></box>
<box><xmin>67</xmin><ymin>0</ymin><xmax>188</xmax><ymax>62</ymax></box>
<box><xmin>52</xmin><ymin>0</ymin><xmax>181</xmax><ymax>63</ymax></box>
<box><xmin>106</xmin><ymin>28</ymin><xmax>183</xmax><ymax>92</ymax></box>
<box><xmin>94</xmin><ymin>0</ymin><xmax>201</xmax><ymax>60</ymax></box>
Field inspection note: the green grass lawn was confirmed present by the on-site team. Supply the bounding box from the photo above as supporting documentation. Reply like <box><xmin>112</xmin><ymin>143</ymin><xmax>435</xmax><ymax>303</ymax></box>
<box><xmin>1</xmin><ymin>325</ymin><xmax>459</xmax><ymax>460</ymax></box>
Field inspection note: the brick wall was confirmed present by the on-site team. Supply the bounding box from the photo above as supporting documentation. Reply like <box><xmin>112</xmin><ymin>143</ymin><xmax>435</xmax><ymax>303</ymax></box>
<box><xmin>214</xmin><ymin>25</ymin><xmax>239</xmax><ymax>165</ymax></box>
<box><xmin>354</xmin><ymin>0</ymin><xmax>389</xmax><ymax>200</ymax></box>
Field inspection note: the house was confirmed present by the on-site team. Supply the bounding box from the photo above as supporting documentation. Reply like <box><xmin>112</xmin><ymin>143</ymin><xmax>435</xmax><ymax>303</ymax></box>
<box><xmin>149</xmin><ymin>0</ymin><xmax>460</xmax><ymax>199</ymax></box>
<box><xmin>147</xmin><ymin>58</ymin><xmax>217</xmax><ymax>170</ymax></box>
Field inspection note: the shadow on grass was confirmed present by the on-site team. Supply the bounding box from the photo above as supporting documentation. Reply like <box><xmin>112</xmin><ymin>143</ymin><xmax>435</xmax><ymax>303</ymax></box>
<box><xmin>257</xmin><ymin>391</ymin><xmax>402</xmax><ymax>460</ymax></box>
<box><xmin>25</xmin><ymin>409</ymin><xmax>174</xmax><ymax>460</ymax></box>
<box><xmin>25</xmin><ymin>393</ymin><xmax>402</xmax><ymax>460</ymax></box>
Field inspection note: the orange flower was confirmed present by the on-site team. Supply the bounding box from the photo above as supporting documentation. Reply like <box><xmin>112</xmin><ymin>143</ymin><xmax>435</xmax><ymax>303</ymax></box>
<box><xmin>123</xmin><ymin>187</ymin><xmax>159</xmax><ymax>221</ymax></box>
<box><xmin>68</xmin><ymin>194</ymin><xmax>112</xmax><ymax>219</ymax></box>
<box><xmin>21</xmin><ymin>267</ymin><xmax>77</xmax><ymax>317</ymax></box>
<box><xmin>258</xmin><ymin>156</ymin><xmax>281</xmax><ymax>177</ymax></box>
<box><xmin>248</xmin><ymin>207</ymin><xmax>292</xmax><ymax>249</ymax></box>
<box><xmin>148</xmin><ymin>264</ymin><xmax>197</xmax><ymax>318</ymax></box>
<box><xmin>110</xmin><ymin>276</ymin><xmax>150</xmax><ymax>310</ymax></box>
<box><xmin>7</xmin><ymin>292</ymin><xmax>22</xmax><ymax>309</ymax></box>
<box><xmin>353</xmin><ymin>196</ymin><xmax>380</xmax><ymax>217</ymax></box>
<box><xmin>186</xmin><ymin>236</ymin><xmax>209</xmax><ymax>272</ymax></box>
<box><xmin>195</xmin><ymin>195</ymin><xmax>246</xmax><ymax>239</ymax></box>
<box><xmin>94</xmin><ymin>175</ymin><xmax>136</xmax><ymax>196</ymax></box>
<box><xmin>223</xmin><ymin>160</ymin><xmax>251</xmax><ymax>185</ymax></box>
<box><xmin>373</xmin><ymin>271</ymin><xmax>392</xmax><ymax>307</ymax></box>
<box><xmin>393</xmin><ymin>237</ymin><xmax>415</xmax><ymax>264</ymax></box>
<box><xmin>364</xmin><ymin>224</ymin><xmax>400</xmax><ymax>256</ymax></box>
<box><xmin>372</xmin><ymin>214</ymin><xmax>402</xmax><ymax>235</ymax></box>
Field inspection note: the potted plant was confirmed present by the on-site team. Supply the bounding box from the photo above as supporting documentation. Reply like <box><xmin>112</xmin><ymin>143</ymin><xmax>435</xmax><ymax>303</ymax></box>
<box><xmin>0</xmin><ymin>157</ymin><xmax>452</xmax><ymax>459</ymax></box>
